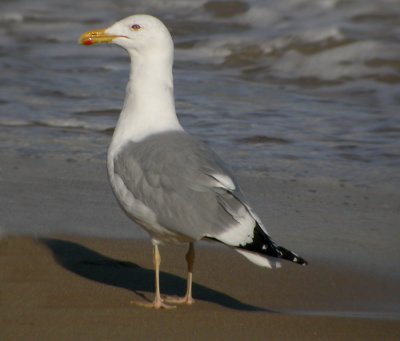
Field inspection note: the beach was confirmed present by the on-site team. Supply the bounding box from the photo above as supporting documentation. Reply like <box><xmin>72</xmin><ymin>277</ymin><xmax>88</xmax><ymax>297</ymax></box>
<box><xmin>1</xmin><ymin>0</ymin><xmax>400</xmax><ymax>338</ymax></box>
<box><xmin>1</xmin><ymin>154</ymin><xmax>399</xmax><ymax>340</ymax></box>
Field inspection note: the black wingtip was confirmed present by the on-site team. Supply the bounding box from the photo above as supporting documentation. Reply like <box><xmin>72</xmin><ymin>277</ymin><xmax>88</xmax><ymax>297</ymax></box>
<box><xmin>276</xmin><ymin>245</ymin><xmax>308</xmax><ymax>266</ymax></box>
<box><xmin>238</xmin><ymin>222</ymin><xmax>308</xmax><ymax>266</ymax></box>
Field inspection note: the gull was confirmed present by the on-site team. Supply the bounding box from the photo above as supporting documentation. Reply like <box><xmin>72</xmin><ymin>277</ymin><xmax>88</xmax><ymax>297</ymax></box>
<box><xmin>79</xmin><ymin>14</ymin><xmax>307</xmax><ymax>309</ymax></box>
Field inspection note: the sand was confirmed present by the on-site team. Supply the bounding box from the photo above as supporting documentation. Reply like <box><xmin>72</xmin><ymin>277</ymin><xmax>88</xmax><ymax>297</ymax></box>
<box><xmin>1</xmin><ymin>154</ymin><xmax>400</xmax><ymax>340</ymax></box>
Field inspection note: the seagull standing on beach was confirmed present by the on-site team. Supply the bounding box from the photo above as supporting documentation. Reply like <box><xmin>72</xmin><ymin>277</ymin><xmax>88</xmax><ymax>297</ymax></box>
<box><xmin>79</xmin><ymin>14</ymin><xmax>307</xmax><ymax>309</ymax></box>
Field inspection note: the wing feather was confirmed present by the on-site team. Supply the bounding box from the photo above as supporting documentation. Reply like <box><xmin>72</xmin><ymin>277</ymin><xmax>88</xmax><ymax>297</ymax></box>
<box><xmin>112</xmin><ymin>131</ymin><xmax>261</xmax><ymax>243</ymax></box>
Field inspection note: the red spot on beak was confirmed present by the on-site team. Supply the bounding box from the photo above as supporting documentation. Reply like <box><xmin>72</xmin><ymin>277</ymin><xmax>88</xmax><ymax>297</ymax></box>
<box><xmin>82</xmin><ymin>38</ymin><xmax>94</xmax><ymax>45</ymax></box>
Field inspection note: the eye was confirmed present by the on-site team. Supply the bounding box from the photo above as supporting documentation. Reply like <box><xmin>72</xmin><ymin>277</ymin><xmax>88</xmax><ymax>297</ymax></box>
<box><xmin>130</xmin><ymin>24</ymin><xmax>141</xmax><ymax>31</ymax></box>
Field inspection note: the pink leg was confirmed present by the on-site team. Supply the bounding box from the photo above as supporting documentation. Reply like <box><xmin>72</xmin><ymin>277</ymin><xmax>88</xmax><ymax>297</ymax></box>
<box><xmin>132</xmin><ymin>244</ymin><xmax>175</xmax><ymax>309</ymax></box>
<box><xmin>164</xmin><ymin>242</ymin><xmax>195</xmax><ymax>305</ymax></box>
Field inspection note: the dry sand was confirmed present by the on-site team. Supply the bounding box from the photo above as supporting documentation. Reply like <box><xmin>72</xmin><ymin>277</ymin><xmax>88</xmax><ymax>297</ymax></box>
<box><xmin>1</xmin><ymin>154</ymin><xmax>400</xmax><ymax>340</ymax></box>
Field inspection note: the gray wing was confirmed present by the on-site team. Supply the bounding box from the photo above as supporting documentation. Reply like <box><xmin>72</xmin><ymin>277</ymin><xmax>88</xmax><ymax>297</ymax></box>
<box><xmin>113</xmin><ymin>131</ymin><xmax>257</xmax><ymax>242</ymax></box>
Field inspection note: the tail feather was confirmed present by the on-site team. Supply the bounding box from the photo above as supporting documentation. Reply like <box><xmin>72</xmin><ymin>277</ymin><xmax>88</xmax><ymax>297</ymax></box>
<box><xmin>237</xmin><ymin>222</ymin><xmax>308</xmax><ymax>266</ymax></box>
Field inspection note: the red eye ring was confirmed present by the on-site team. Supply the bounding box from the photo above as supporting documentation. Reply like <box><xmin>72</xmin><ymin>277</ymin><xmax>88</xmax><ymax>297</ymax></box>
<box><xmin>131</xmin><ymin>24</ymin><xmax>141</xmax><ymax>31</ymax></box>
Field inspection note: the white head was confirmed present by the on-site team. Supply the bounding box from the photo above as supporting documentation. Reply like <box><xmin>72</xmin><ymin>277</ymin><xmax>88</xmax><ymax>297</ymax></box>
<box><xmin>79</xmin><ymin>15</ymin><xmax>182</xmax><ymax>144</ymax></box>
<box><xmin>79</xmin><ymin>14</ymin><xmax>174</xmax><ymax>60</ymax></box>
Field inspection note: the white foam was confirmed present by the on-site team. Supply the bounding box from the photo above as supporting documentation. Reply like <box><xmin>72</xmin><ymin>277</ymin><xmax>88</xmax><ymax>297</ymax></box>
<box><xmin>0</xmin><ymin>13</ymin><xmax>24</xmax><ymax>23</ymax></box>
<box><xmin>273</xmin><ymin>41</ymin><xmax>400</xmax><ymax>80</ymax></box>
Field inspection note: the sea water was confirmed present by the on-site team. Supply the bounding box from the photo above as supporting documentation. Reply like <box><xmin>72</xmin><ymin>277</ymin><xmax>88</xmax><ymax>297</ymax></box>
<box><xmin>1</xmin><ymin>0</ymin><xmax>399</xmax><ymax>189</ymax></box>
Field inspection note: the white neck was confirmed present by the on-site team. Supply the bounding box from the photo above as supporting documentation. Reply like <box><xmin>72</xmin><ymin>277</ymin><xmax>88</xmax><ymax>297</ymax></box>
<box><xmin>109</xmin><ymin>51</ymin><xmax>183</xmax><ymax>154</ymax></box>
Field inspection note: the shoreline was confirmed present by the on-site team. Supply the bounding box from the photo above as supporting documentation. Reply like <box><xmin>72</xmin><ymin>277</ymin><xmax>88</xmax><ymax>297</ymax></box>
<box><xmin>1</xmin><ymin>154</ymin><xmax>400</xmax><ymax>339</ymax></box>
<box><xmin>1</xmin><ymin>153</ymin><xmax>399</xmax><ymax>275</ymax></box>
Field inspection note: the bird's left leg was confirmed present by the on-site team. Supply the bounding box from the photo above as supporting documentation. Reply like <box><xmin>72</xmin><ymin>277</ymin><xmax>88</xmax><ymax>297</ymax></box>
<box><xmin>164</xmin><ymin>242</ymin><xmax>195</xmax><ymax>305</ymax></box>
<box><xmin>132</xmin><ymin>243</ymin><xmax>175</xmax><ymax>309</ymax></box>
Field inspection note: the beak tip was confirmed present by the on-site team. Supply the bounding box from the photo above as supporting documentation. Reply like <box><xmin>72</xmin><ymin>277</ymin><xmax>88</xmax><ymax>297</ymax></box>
<box><xmin>78</xmin><ymin>29</ymin><xmax>114</xmax><ymax>46</ymax></box>
<box><xmin>79</xmin><ymin>38</ymin><xmax>93</xmax><ymax>46</ymax></box>
<box><xmin>78</xmin><ymin>33</ymin><xmax>94</xmax><ymax>46</ymax></box>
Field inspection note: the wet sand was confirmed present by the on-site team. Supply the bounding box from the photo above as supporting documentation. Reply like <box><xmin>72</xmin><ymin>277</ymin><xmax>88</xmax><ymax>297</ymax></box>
<box><xmin>1</xmin><ymin>155</ymin><xmax>400</xmax><ymax>340</ymax></box>
<box><xmin>1</xmin><ymin>237</ymin><xmax>400</xmax><ymax>340</ymax></box>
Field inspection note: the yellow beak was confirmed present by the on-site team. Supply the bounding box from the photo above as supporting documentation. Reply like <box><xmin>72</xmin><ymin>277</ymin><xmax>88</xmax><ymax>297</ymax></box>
<box><xmin>79</xmin><ymin>29</ymin><xmax>120</xmax><ymax>45</ymax></box>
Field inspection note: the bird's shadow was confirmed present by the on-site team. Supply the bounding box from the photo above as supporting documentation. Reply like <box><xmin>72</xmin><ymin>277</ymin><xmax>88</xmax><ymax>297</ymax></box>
<box><xmin>41</xmin><ymin>238</ymin><xmax>274</xmax><ymax>312</ymax></box>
